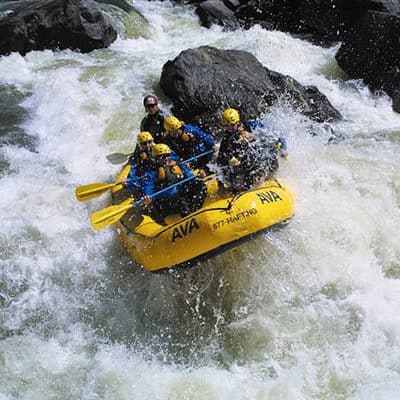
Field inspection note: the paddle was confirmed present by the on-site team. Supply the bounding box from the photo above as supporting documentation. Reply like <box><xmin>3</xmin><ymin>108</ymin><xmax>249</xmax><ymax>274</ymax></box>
<box><xmin>75</xmin><ymin>181</ymin><xmax>125</xmax><ymax>202</ymax></box>
<box><xmin>106</xmin><ymin>151</ymin><xmax>133</xmax><ymax>165</ymax></box>
<box><xmin>76</xmin><ymin>150</ymin><xmax>215</xmax><ymax>202</ymax></box>
<box><xmin>176</xmin><ymin>149</ymin><xmax>214</xmax><ymax>165</ymax></box>
<box><xmin>90</xmin><ymin>175</ymin><xmax>197</xmax><ymax>231</ymax></box>
<box><xmin>106</xmin><ymin>147</ymin><xmax>215</xmax><ymax>166</ymax></box>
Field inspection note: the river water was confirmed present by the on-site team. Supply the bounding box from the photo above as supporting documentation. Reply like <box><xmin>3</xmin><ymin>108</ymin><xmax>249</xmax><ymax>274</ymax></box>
<box><xmin>1</xmin><ymin>1</ymin><xmax>400</xmax><ymax>399</ymax></box>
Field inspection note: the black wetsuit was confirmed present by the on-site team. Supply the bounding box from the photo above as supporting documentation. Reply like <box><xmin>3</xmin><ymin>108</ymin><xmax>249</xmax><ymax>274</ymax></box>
<box><xmin>140</xmin><ymin>110</ymin><xmax>167</xmax><ymax>144</ymax></box>
<box><xmin>217</xmin><ymin>129</ymin><xmax>261</xmax><ymax>188</ymax></box>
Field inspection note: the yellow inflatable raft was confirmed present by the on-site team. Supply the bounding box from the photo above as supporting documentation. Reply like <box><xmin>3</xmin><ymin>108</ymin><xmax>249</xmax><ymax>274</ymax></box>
<box><xmin>111</xmin><ymin>165</ymin><xmax>295</xmax><ymax>272</ymax></box>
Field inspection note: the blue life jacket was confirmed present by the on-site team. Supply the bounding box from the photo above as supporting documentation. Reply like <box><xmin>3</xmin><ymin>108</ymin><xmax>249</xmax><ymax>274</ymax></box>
<box><xmin>143</xmin><ymin>161</ymin><xmax>194</xmax><ymax>202</ymax></box>
<box><xmin>125</xmin><ymin>165</ymin><xmax>142</xmax><ymax>191</ymax></box>
<box><xmin>126</xmin><ymin>149</ymin><xmax>180</xmax><ymax>191</ymax></box>
<box><xmin>168</xmin><ymin>124</ymin><xmax>215</xmax><ymax>159</ymax></box>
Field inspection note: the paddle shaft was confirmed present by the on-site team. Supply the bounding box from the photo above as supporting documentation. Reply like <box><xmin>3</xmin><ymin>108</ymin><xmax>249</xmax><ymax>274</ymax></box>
<box><xmin>129</xmin><ymin>150</ymin><xmax>214</xmax><ymax>204</ymax></box>
<box><xmin>179</xmin><ymin>149</ymin><xmax>214</xmax><ymax>165</ymax></box>
<box><xmin>125</xmin><ymin>149</ymin><xmax>214</xmax><ymax>186</ymax></box>
<box><xmin>90</xmin><ymin>175</ymin><xmax>197</xmax><ymax>230</ymax></box>
<box><xmin>134</xmin><ymin>175</ymin><xmax>196</xmax><ymax>206</ymax></box>
<box><xmin>89</xmin><ymin>150</ymin><xmax>215</xmax><ymax>230</ymax></box>
<box><xmin>79</xmin><ymin>150</ymin><xmax>214</xmax><ymax>203</ymax></box>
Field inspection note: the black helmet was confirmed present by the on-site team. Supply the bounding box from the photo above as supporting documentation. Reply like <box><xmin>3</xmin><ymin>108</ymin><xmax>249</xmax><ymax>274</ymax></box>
<box><xmin>143</xmin><ymin>95</ymin><xmax>158</xmax><ymax>107</ymax></box>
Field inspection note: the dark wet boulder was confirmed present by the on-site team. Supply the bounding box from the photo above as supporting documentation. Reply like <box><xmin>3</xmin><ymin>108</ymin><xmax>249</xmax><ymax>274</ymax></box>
<box><xmin>160</xmin><ymin>46</ymin><xmax>341</xmax><ymax>130</ymax></box>
<box><xmin>233</xmin><ymin>0</ymin><xmax>364</xmax><ymax>41</ymax></box>
<box><xmin>187</xmin><ymin>0</ymin><xmax>400</xmax><ymax>112</ymax></box>
<box><xmin>196</xmin><ymin>0</ymin><xmax>239</xmax><ymax>29</ymax></box>
<box><xmin>210</xmin><ymin>0</ymin><xmax>400</xmax><ymax>43</ymax></box>
<box><xmin>232</xmin><ymin>0</ymin><xmax>400</xmax><ymax>111</ymax></box>
<box><xmin>0</xmin><ymin>0</ymin><xmax>117</xmax><ymax>56</ymax></box>
<box><xmin>365</xmin><ymin>0</ymin><xmax>400</xmax><ymax>14</ymax></box>
<box><xmin>267</xmin><ymin>70</ymin><xmax>342</xmax><ymax>122</ymax></box>
<box><xmin>336</xmin><ymin>10</ymin><xmax>400</xmax><ymax>112</ymax></box>
<box><xmin>292</xmin><ymin>0</ymin><xmax>400</xmax><ymax>40</ymax></box>
<box><xmin>222</xmin><ymin>0</ymin><xmax>241</xmax><ymax>11</ymax></box>
<box><xmin>171</xmin><ymin>0</ymin><xmax>400</xmax><ymax>41</ymax></box>
<box><xmin>291</xmin><ymin>0</ymin><xmax>364</xmax><ymax>40</ymax></box>
<box><xmin>234</xmin><ymin>0</ymin><xmax>299</xmax><ymax>32</ymax></box>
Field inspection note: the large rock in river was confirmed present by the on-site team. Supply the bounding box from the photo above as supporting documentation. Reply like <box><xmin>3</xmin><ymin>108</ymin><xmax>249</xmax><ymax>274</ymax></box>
<box><xmin>188</xmin><ymin>1</ymin><xmax>400</xmax><ymax>113</ymax></box>
<box><xmin>0</xmin><ymin>0</ymin><xmax>117</xmax><ymax>56</ymax></box>
<box><xmin>160</xmin><ymin>46</ymin><xmax>341</xmax><ymax>129</ymax></box>
<box><xmin>195</xmin><ymin>0</ymin><xmax>239</xmax><ymax>30</ymax></box>
<box><xmin>336</xmin><ymin>10</ymin><xmax>400</xmax><ymax>112</ymax></box>
<box><xmin>231</xmin><ymin>0</ymin><xmax>400</xmax><ymax>41</ymax></box>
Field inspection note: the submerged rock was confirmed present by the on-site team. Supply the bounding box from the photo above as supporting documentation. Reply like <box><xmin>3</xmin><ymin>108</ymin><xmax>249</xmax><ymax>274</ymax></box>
<box><xmin>196</xmin><ymin>0</ymin><xmax>239</xmax><ymax>30</ymax></box>
<box><xmin>95</xmin><ymin>0</ymin><xmax>141</xmax><ymax>15</ymax></box>
<box><xmin>96</xmin><ymin>0</ymin><xmax>150</xmax><ymax>39</ymax></box>
<box><xmin>0</xmin><ymin>0</ymin><xmax>117</xmax><ymax>56</ymax></box>
<box><xmin>160</xmin><ymin>46</ymin><xmax>341</xmax><ymax>130</ymax></box>
<box><xmin>0</xmin><ymin>85</ymin><xmax>37</xmax><ymax>154</ymax></box>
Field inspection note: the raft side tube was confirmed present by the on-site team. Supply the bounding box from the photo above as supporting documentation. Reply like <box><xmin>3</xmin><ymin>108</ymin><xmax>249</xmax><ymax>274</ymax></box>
<box><xmin>115</xmin><ymin>182</ymin><xmax>295</xmax><ymax>271</ymax></box>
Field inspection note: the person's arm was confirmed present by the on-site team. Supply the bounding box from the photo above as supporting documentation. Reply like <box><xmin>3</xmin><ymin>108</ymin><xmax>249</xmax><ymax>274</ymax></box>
<box><xmin>239</xmin><ymin>129</ymin><xmax>255</xmax><ymax>142</ymax></box>
<box><xmin>121</xmin><ymin>165</ymin><xmax>147</xmax><ymax>190</ymax></box>
<box><xmin>245</xmin><ymin>119</ymin><xmax>265</xmax><ymax>131</ymax></box>
<box><xmin>216</xmin><ymin>136</ymin><xmax>230</xmax><ymax>166</ymax></box>
<box><xmin>140</xmin><ymin>116</ymin><xmax>147</xmax><ymax>132</ymax></box>
<box><xmin>128</xmin><ymin>145</ymin><xmax>141</xmax><ymax>166</ymax></box>
<box><xmin>276</xmin><ymin>137</ymin><xmax>288</xmax><ymax>158</ymax></box>
<box><xmin>158</xmin><ymin>110</ymin><xmax>166</xmax><ymax>118</ymax></box>
<box><xmin>185</xmin><ymin>124</ymin><xmax>216</xmax><ymax>148</ymax></box>
<box><xmin>197</xmin><ymin>126</ymin><xmax>215</xmax><ymax>148</ymax></box>
<box><xmin>237</xmin><ymin>124</ymin><xmax>256</xmax><ymax>142</ymax></box>
<box><xmin>277</xmin><ymin>137</ymin><xmax>287</xmax><ymax>149</ymax></box>
<box><xmin>216</xmin><ymin>139</ymin><xmax>238</xmax><ymax>176</ymax></box>
<box><xmin>143</xmin><ymin>171</ymin><xmax>155</xmax><ymax>196</ymax></box>
<box><xmin>165</xmin><ymin>138</ymin><xmax>183</xmax><ymax>158</ymax></box>
<box><xmin>170</xmin><ymin>150</ymin><xmax>180</xmax><ymax>162</ymax></box>
<box><xmin>124</xmin><ymin>166</ymin><xmax>141</xmax><ymax>191</ymax></box>
<box><xmin>180</xmin><ymin>163</ymin><xmax>195</xmax><ymax>179</ymax></box>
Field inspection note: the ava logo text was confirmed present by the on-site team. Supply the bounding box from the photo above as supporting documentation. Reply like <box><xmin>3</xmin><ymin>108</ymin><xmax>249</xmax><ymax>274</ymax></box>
<box><xmin>171</xmin><ymin>218</ymin><xmax>200</xmax><ymax>242</ymax></box>
<box><xmin>257</xmin><ymin>190</ymin><xmax>283</xmax><ymax>204</ymax></box>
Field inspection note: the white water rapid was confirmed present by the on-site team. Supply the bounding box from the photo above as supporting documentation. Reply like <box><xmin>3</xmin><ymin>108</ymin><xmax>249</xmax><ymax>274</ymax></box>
<box><xmin>1</xmin><ymin>1</ymin><xmax>400</xmax><ymax>398</ymax></box>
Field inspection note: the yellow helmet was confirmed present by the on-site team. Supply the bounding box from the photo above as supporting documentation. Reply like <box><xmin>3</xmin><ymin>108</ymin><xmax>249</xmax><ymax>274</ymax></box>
<box><xmin>152</xmin><ymin>143</ymin><xmax>171</xmax><ymax>157</ymax></box>
<box><xmin>164</xmin><ymin>116</ymin><xmax>184</xmax><ymax>132</ymax></box>
<box><xmin>137</xmin><ymin>131</ymin><xmax>153</xmax><ymax>144</ymax></box>
<box><xmin>222</xmin><ymin>108</ymin><xmax>240</xmax><ymax>125</ymax></box>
